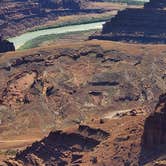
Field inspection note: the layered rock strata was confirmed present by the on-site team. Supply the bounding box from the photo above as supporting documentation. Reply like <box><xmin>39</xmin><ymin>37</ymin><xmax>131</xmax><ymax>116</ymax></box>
<box><xmin>5</xmin><ymin>125</ymin><xmax>110</xmax><ymax>165</ymax></box>
<box><xmin>138</xmin><ymin>93</ymin><xmax>166</xmax><ymax>165</ymax></box>
<box><xmin>0</xmin><ymin>0</ymin><xmax>103</xmax><ymax>38</ymax></box>
<box><xmin>39</xmin><ymin>0</ymin><xmax>87</xmax><ymax>9</ymax></box>
<box><xmin>143</xmin><ymin>93</ymin><xmax>166</xmax><ymax>148</ymax></box>
<box><xmin>91</xmin><ymin>0</ymin><xmax>166</xmax><ymax>43</ymax></box>
<box><xmin>0</xmin><ymin>41</ymin><xmax>165</xmax><ymax>137</ymax></box>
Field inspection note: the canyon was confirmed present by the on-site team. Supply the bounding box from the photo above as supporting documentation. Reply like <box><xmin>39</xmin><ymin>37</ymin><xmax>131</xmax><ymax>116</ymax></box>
<box><xmin>5</xmin><ymin>87</ymin><xmax>166</xmax><ymax>165</ymax></box>
<box><xmin>91</xmin><ymin>0</ymin><xmax>166</xmax><ymax>43</ymax></box>
<box><xmin>0</xmin><ymin>0</ymin><xmax>123</xmax><ymax>39</ymax></box>
<box><xmin>0</xmin><ymin>0</ymin><xmax>166</xmax><ymax>165</ymax></box>
<box><xmin>0</xmin><ymin>39</ymin><xmax>165</xmax><ymax>165</ymax></box>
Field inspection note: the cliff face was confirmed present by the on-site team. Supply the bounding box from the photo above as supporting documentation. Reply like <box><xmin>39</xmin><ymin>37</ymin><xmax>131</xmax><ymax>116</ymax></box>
<box><xmin>137</xmin><ymin>93</ymin><xmax>166</xmax><ymax>165</ymax></box>
<box><xmin>0</xmin><ymin>38</ymin><xmax>15</xmax><ymax>53</ymax></box>
<box><xmin>0</xmin><ymin>40</ymin><xmax>166</xmax><ymax>165</ymax></box>
<box><xmin>143</xmin><ymin>93</ymin><xmax>166</xmax><ymax>148</ymax></box>
<box><xmin>0</xmin><ymin>40</ymin><xmax>165</xmax><ymax>138</ymax></box>
<box><xmin>91</xmin><ymin>0</ymin><xmax>166</xmax><ymax>43</ymax></box>
<box><xmin>5</xmin><ymin>92</ymin><xmax>166</xmax><ymax>166</ymax></box>
<box><xmin>0</xmin><ymin>0</ymin><xmax>102</xmax><ymax>38</ymax></box>
<box><xmin>39</xmin><ymin>0</ymin><xmax>87</xmax><ymax>9</ymax></box>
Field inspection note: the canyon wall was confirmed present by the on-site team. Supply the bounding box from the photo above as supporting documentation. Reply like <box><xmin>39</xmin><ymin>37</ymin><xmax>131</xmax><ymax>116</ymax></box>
<box><xmin>91</xmin><ymin>0</ymin><xmax>166</xmax><ymax>43</ymax></box>
<box><xmin>138</xmin><ymin>93</ymin><xmax>166</xmax><ymax>165</ymax></box>
<box><xmin>39</xmin><ymin>0</ymin><xmax>87</xmax><ymax>9</ymax></box>
<box><xmin>0</xmin><ymin>0</ymin><xmax>103</xmax><ymax>38</ymax></box>
<box><xmin>143</xmin><ymin>93</ymin><xmax>166</xmax><ymax>148</ymax></box>
<box><xmin>5</xmin><ymin>125</ymin><xmax>110</xmax><ymax>165</ymax></box>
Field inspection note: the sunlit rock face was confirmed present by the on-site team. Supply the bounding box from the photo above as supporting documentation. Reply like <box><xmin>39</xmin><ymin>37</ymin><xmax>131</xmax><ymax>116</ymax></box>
<box><xmin>0</xmin><ymin>0</ymin><xmax>91</xmax><ymax>38</ymax></box>
<box><xmin>91</xmin><ymin>0</ymin><xmax>166</xmax><ymax>43</ymax></box>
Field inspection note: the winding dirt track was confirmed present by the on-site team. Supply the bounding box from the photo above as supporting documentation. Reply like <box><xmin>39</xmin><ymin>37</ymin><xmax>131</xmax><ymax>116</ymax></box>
<box><xmin>0</xmin><ymin>109</ymin><xmax>132</xmax><ymax>149</ymax></box>
<box><xmin>0</xmin><ymin>139</ymin><xmax>36</xmax><ymax>143</ymax></box>
<box><xmin>0</xmin><ymin>138</ymin><xmax>40</xmax><ymax>150</ymax></box>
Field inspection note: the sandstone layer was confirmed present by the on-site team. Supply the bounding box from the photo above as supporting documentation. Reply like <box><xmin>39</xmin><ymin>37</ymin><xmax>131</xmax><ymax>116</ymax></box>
<box><xmin>0</xmin><ymin>40</ymin><xmax>165</xmax><ymax>140</ymax></box>
<box><xmin>91</xmin><ymin>0</ymin><xmax>166</xmax><ymax>43</ymax></box>
<box><xmin>5</xmin><ymin>114</ymin><xmax>145</xmax><ymax>166</ymax></box>
<box><xmin>143</xmin><ymin>93</ymin><xmax>166</xmax><ymax>148</ymax></box>
<box><xmin>5</xmin><ymin>92</ymin><xmax>166</xmax><ymax>166</ymax></box>
<box><xmin>39</xmin><ymin>0</ymin><xmax>88</xmax><ymax>9</ymax></box>
<box><xmin>0</xmin><ymin>40</ymin><xmax>165</xmax><ymax>164</ymax></box>
<box><xmin>0</xmin><ymin>0</ymin><xmax>104</xmax><ymax>38</ymax></box>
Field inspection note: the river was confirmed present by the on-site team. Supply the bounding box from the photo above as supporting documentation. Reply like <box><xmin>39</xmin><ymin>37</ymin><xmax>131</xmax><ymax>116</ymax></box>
<box><xmin>8</xmin><ymin>21</ymin><xmax>105</xmax><ymax>49</ymax></box>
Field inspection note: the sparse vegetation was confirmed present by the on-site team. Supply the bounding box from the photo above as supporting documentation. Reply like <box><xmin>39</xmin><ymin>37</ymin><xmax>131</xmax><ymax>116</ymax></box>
<box><xmin>5</xmin><ymin>149</ymin><xmax>18</xmax><ymax>156</ymax></box>
<box><xmin>19</xmin><ymin>29</ymin><xmax>96</xmax><ymax>50</ymax></box>
<box><xmin>0</xmin><ymin>149</ymin><xmax>18</xmax><ymax>156</ymax></box>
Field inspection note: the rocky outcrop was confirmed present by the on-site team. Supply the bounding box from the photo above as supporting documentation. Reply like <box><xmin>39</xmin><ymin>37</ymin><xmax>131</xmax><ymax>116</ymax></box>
<box><xmin>2</xmin><ymin>71</ymin><xmax>37</xmax><ymax>108</ymax></box>
<box><xmin>142</xmin><ymin>93</ymin><xmax>166</xmax><ymax>148</ymax></box>
<box><xmin>39</xmin><ymin>0</ymin><xmax>87</xmax><ymax>9</ymax></box>
<box><xmin>0</xmin><ymin>42</ymin><xmax>165</xmax><ymax>138</ymax></box>
<box><xmin>5</xmin><ymin>125</ymin><xmax>109</xmax><ymax>166</ymax></box>
<box><xmin>0</xmin><ymin>37</ymin><xmax>15</xmax><ymax>53</ymax></box>
<box><xmin>0</xmin><ymin>0</ymin><xmax>106</xmax><ymax>38</ymax></box>
<box><xmin>138</xmin><ymin>93</ymin><xmax>166</xmax><ymax>165</ymax></box>
<box><xmin>91</xmin><ymin>0</ymin><xmax>166</xmax><ymax>43</ymax></box>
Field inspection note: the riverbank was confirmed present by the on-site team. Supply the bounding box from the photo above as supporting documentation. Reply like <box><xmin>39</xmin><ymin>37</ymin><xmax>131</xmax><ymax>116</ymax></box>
<box><xmin>28</xmin><ymin>11</ymin><xmax>115</xmax><ymax>32</ymax></box>
<box><xmin>43</xmin><ymin>0</ymin><xmax>147</xmax><ymax>32</ymax></box>
<box><xmin>18</xmin><ymin>29</ymin><xmax>97</xmax><ymax>50</ymax></box>
<box><xmin>7</xmin><ymin>1</ymin><xmax>146</xmax><ymax>50</ymax></box>
<box><xmin>9</xmin><ymin>21</ymin><xmax>105</xmax><ymax>50</ymax></box>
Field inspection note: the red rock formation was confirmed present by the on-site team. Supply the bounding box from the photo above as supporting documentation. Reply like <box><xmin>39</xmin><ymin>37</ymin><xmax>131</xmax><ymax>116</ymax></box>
<box><xmin>0</xmin><ymin>0</ymin><xmax>103</xmax><ymax>38</ymax></box>
<box><xmin>91</xmin><ymin>0</ymin><xmax>166</xmax><ymax>43</ymax></box>
<box><xmin>143</xmin><ymin>93</ymin><xmax>166</xmax><ymax>148</ymax></box>
<box><xmin>0</xmin><ymin>42</ymin><xmax>165</xmax><ymax>138</ymax></box>
<box><xmin>5</xmin><ymin>125</ymin><xmax>109</xmax><ymax>165</ymax></box>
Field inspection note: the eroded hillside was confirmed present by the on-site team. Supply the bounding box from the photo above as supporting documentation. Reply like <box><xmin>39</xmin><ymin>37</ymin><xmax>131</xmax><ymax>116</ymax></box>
<box><xmin>0</xmin><ymin>0</ymin><xmax>123</xmax><ymax>38</ymax></box>
<box><xmin>5</xmin><ymin>92</ymin><xmax>166</xmax><ymax>166</ymax></box>
<box><xmin>91</xmin><ymin>0</ymin><xmax>166</xmax><ymax>43</ymax></box>
<box><xmin>0</xmin><ymin>40</ymin><xmax>165</xmax><ymax>141</ymax></box>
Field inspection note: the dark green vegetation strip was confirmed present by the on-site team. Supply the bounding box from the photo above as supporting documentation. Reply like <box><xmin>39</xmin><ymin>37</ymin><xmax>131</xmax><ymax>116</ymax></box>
<box><xmin>30</xmin><ymin>16</ymin><xmax>111</xmax><ymax>32</ymax></box>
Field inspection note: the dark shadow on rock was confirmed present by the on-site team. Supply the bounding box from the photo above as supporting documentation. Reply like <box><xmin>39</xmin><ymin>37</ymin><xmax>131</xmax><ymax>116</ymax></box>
<box><xmin>0</xmin><ymin>36</ymin><xmax>15</xmax><ymax>53</ymax></box>
<box><xmin>139</xmin><ymin>93</ymin><xmax>166</xmax><ymax>165</ymax></box>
